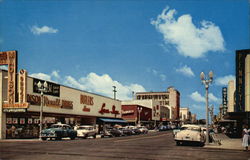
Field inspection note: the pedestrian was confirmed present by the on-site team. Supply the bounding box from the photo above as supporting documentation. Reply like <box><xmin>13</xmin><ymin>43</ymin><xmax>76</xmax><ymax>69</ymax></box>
<box><xmin>242</xmin><ymin>125</ymin><xmax>249</xmax><ymax>151</ymax></box>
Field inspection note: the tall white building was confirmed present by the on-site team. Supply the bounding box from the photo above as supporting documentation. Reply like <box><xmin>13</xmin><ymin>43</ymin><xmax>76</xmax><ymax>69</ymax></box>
<box><xmin>227</xmin><ymin>80</ymin><xmax>235</xmax><ymax>112</ymax></box>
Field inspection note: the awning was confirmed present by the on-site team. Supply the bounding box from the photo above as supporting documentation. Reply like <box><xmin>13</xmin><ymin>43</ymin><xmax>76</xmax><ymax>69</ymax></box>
<box><xmin>99</xmin><ymin>118</ymin><xmax>127</xmax><ymax>123</ymax></box>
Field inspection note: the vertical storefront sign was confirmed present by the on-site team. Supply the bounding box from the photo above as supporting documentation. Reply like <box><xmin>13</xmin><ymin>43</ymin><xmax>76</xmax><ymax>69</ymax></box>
<box><xmin>7</xmin><ymin>51</ymin><xmax>17</xmax><ymax>105</ymax></box>
<box><xmin>19</xmin><ymin>69</ymin><xmax>27</xmax><ymax>103</ymax></box>
<box><xmin>222</xmin><ymin>87</ymin><xmax>227</xmax><ymax>115</ymax></box>
<box><xmin>0</xmin><ymin>51</ymin><xmax>17</xmax><ymax>105</ymax></box>
<box><xmin>236</xmin><ymin>50</ymin><xmax>247</xmax><ymax>112</ymax></box>
<box><xmin>0</xmin><ymin>51</ymin><xmax>29</xmax><ymax>110</ymax></box>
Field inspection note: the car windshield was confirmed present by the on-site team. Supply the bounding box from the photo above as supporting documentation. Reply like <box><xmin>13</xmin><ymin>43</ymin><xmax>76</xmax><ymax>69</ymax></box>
<box><xmin>180</xmin><ymin>127</ymin><xmax>188</xmax><ymax>130</ymax></box>
<box><xmin>190</xmin><ymin>127</ymin><xmax>200</xmax><ymax>131</ymax></box>
<box><xmin>50</xmin><ymin>125</ymin><xmax>62</xmax><ymax>128</ymax></box>
<box><xmin>180</xmin><ymin>126</ymin><xmax>200</xmax><ymax>131</ymax></box>
<box><xmin>78</xmin><ymin>127</ymin><xmax>88</xmax><ymax>130</ymax></box>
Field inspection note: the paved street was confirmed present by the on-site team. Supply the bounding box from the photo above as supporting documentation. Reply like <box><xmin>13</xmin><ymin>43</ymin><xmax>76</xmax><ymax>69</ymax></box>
<box><xmin>0</xmin><ymin>131</ymin><xmax>249</xmax><ymax>160</ymax></box>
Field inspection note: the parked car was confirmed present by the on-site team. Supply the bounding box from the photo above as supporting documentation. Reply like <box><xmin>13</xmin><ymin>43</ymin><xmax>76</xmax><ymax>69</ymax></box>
<box><xmin>107</xmin><ymin>127</ymin><xmax>123</xmax><ymax>137</ymax></box>
<box><xmin>100</xmin><ymin>129</ymin><xmax>113</xmax><ymax>138</ymax></box>
<box><xmin>118</xmin><ymin>127</ymin><xmax>133</xmax><ymax>136</ymax></box>
<box><xmin>74</xmin><ymin>125</ymin><xmax>97</xmax><ymax>138</ymax></box>
<box><xmin>125</xmin><ymin>126</ymin><xmax>141</xmax><ymax>135</ymax></box>
<box><xmin>174</xmin><ymin>124</ymin><xmax>205</xmax><ymax>146</ymax></box>
<box><xmin>159</xmin><ymin>125</ymin><xmax>168</xmax><ymax>131</ymax></box>
<box><xmin>173</xmin><ymin>124</ymin><xmax>197</xmax><ymax>137</ymax></box>
<box><xmin>137</xmin><ymin>126</ymin><xmax>148</xmax><ymax>134</ymax></box>
<box><xmin>41</xmin><ymin>123</ymin><xmax>77</xmax><ymax>140</ymax></box>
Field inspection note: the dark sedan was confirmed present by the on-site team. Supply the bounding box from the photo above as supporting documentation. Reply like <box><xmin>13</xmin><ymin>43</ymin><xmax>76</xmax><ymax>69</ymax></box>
<box><xmin>41</xmin><ymin>123</ymin><xmax>77</xmax><ymax>140</ymax></box>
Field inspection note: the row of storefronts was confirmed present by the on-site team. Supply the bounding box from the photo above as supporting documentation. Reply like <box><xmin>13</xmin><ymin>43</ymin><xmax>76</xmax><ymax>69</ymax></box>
<box><xmin>0</xmin><ymin>53</ymin><xmax>124</xmax><ymax>139</ymax></box>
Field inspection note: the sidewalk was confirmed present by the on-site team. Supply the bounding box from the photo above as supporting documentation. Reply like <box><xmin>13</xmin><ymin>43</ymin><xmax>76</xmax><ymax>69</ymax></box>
<box><xmin>204</xmin><ymin>133</ymin><xmax>243</xmax><ymax>151</ymax></box>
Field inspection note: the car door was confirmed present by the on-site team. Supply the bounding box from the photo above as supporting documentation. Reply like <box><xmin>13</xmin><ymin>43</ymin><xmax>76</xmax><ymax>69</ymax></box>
<box><xmin>62</xmin><ymin>126</ymin><xmax>68</xmax><ymax>137</ymax></box>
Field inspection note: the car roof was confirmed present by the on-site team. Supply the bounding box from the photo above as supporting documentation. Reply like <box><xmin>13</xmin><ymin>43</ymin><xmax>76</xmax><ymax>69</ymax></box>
<box><xmin>181</xmin><ymin>124</ymin><xmax>201</xmax><ymax>128</ymax></box>
<box><xmin>78</xmin><ymin>125</ymin><xmax>94</xmax><ymax>127</ymax></box>
<box><xmin>51</xmin><ymin>124</ymin><xmax>70</xmax><ymax>127</ymax></box>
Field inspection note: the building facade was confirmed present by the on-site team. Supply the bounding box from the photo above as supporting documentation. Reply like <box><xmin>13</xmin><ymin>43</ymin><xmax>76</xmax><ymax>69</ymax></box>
<box><xmin>227</xmin><ymin>80</ymin><xmax>235</xmax><ymax>113</ymax></box>
<box><xmin>0</xmin><ymin>69</ymin><xmax>122</xmax><ymax>139</ymax></box>
<box><xmin>122</xmin><ymin>100</ymin><xmax>161</xmax><ymax>121</ymax></box>
<box><xmin>179</xmin><ymin>107</ymin><xmax>191</xmax><ymax>124</ymax></box>
<box><xmin>225</xmin><ymin>49</ymin><xmax>250</xmax><ymax>137</ymax></box>
<box><xmin>121</xmin><ymin>104</ymin><xmax>152</xmax><ymax>126</ymax></box>
<box><xmin>135</xmin><ymin>87</ymin><xmax>180</xmax><ymax>121</ymax></box>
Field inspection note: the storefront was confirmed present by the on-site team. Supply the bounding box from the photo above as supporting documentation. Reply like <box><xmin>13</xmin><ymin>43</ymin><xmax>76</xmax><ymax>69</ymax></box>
<box><xmin>0</xmin><ymin>69</ymin><xmax>122</xmax><ymax>139</ymax></box>
<box><xmin>121</xmin><ymin>104</ymin><xmax>152</xmax><ymax>127</ymax></box>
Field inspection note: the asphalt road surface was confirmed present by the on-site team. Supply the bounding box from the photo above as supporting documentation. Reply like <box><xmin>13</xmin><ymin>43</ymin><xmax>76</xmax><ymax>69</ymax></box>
<box><xmin>0</xmin><ymin>131</ymin><xmax>249</xmax><ymax>160</ymax></box>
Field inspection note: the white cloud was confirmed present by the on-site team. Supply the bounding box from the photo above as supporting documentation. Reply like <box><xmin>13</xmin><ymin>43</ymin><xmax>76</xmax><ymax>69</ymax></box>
<box><xmin>159</xmin><ymin>74</ymin><xmax>166</xmax><ymax>81</ymax></box>
<box><xmin>215</xmin><ymin>75</ymin><xmax>235</xmax><ymax>86</ymax></box>
<box><xmin>190</xmin><ymin>91</ymin><xmax>221</xmax><ymax>103</ymax></box>
<box><xmin>29</xmin><ymin>71</ymin><xmax>146</xmax><ymax>100</ymax></box>
<box><xmin>29</xmin><ymin>70</ymin><xmax>61</xmax><ymax>82</ymax></box>
<box><xmin>51</xmin><ymin>70</ymin><xmax>60</xmax><ymax>79</ymax></box>
<box><xmin>31</xmin><ymin>25</ymin><xmax>58</xmax><ymax>35</ymax></box>
<box><xmin>29</xmin><ymin>73</ymin><xmax>52</xmax><ymax>81</ymax></box>
<box><xmin>76</xmin><ymin>72</ymin><xmax>146</xmax><ymax>100</ymax></box>
<box><xmin>208</xmin><ymin>93</ymin><xmax>221</xmax><ymax>103</ymax></box>
<box><xmin>176</xmin><ymin>65</ymin><xmax>195</xmax><ymax>77</ymax></box>
<box><xmin>147</xmin><ymin>68</ymin><xmax>167</xmax><ymax>81</ymax></box>
<box><xmin>151</xmin><ymin>6</ymin><xmax>225</xmax><ymax>58</ymax></box>
<box><xmin>190</xmin><ymin>91</ymin><xmax>205</xmax><ymax>103</ymax></box>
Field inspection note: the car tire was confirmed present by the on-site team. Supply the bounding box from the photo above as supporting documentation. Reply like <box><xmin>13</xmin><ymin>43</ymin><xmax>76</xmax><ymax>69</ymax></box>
<box><xmin>41</xmin><ymin>137</ymin><xmax>47</xmax><ymax>141</ymax></box>
<box><xmin>55</xmin><ymin>137</ymin><xmax>62</xmax><ymax>140</ymax></box>
<box><xmin>70</xmin><ymin>136</ymin><xmax>75</xmax><ymax>140</ymax></box>
<box><xmin>84</xmin><ymin>134</ymin><xmax>88</xmax><ymax>139</ymax></box>
<box><xmin>93</xmin><ymin>134</ymin><xmax>96</xmax><ymax>139</ymax></box>
<box><xmin>176</xmin><ymin>141</ymin><xmax>181</xmax><ymax>146</ymax></box>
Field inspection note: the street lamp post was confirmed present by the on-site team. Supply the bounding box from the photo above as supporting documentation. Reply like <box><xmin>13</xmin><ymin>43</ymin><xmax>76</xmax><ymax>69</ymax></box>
<box><xmin>137</xmin><ymin>107</ymin><xmax>142</xmax><ymax>126</ymax></box>
<box><xmin>113</xmin><ymin>86</ymin><xmax>117</xmax><ymax>100</ymax></box>
<box><xmin>37</xmin><ymin>81</ymin><xmax>48</xmax><ymax>140</ymax></box>
<box><xmin>200</xmin><ymin>71</ymin><xmax>213</xmax><ymax>145</ymax></box>
<box><xmin>209</xmin><ymin>105</ymin><xmax>214</xmax><ymax>125</ymax></box>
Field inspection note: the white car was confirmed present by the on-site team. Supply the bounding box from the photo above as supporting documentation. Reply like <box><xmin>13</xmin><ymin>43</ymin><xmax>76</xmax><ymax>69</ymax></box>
<box><xmin>74</xmin><ymin>125</ymin><xmax>97</xmax><ymax>138</ymax></box>
<box><xmin>174</xmin><ymin>124</ymin><xmax>205</xmax><ymax>146</ymax></box>
<box><xmin>137</xmin><ymin>126</ymin><xmax>148</xmax><ymax>134</ymax></box>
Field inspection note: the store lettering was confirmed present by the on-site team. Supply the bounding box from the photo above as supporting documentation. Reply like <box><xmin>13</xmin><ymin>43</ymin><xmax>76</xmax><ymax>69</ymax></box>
<box><xmin>27</xmin><ymin>94</ymin><xmax>73</xmax><ymax>109</ymax></box>
<box><xmin>122</xmin><ymin>110</ymin><xmax>134</xmax><ymax>115</ymax></box>
<box><xmin>80</xmin><ymin>94</ymin><xmax>94</xmax><ymax>105</ymax></box>
<box><xmin>0</xmin><ymin>52</ymin><xmax>7</xmax><ymax>63</ymax></box>
<box><xmin>99</xmin><ymin>103</ymin><xmax>110</xmax><ymax>114</ymax></box>
<box><xmin>82</xmin><ymin>106</ymin><xmax>90</xmax><ymax>112</ymax></box>
<box><xmin>61</xmin><ymin>100</ymin><xmax>73</xmax><ymax>109</ymax></box>
<box><xmin>99</xmin><ymin>103</ymin><xmax>120</xmax><ymax>115</ymax></box>
<box><xmin>44</xmin><ymin>97</ymin><xmax>61</xmax><ymax>108</ymax></box>
<box><xmin>27</xmin><ymin>94</ymin><xmax>41</xmax><ymax>105</ymax></box>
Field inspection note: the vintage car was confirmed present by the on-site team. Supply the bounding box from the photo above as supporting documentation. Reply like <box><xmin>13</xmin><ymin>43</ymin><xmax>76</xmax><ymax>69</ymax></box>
<box><xmin>174</xmin><ymin>124</ymin><xmax>205</xmax><ymax>146</ymax></box>
<box><xmin>41</xmin><ymin>123</ymin><xmax>77</xmax><ymax>140</ymax></box>
<box><xmin>137</xmin><ymin>126</ymin><xmax>148</xmax><ymax>134</ymax></box>
<box><xmin>74</xmin><ymin>125</ymin><xmax>97</xmax><ymax>138</ymax></box>
<box><xmin>100</xmin><ymin>129</ymin><xmax>113</xmax><ymax>138</ymax></box>
<box><xmin>118</xmin><ymin>127</ymin><xmax>133</xmax><ymax>136</ymax></box>
<box><xmin>172</xmin><ymin>124</ymin><xmax>197</xmax><ymax>137</ymax></box>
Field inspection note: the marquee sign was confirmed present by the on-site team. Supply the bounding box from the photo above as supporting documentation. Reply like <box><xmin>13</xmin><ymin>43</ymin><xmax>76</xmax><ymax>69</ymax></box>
<box><xmin>1</xmin><ymin>51</ymin><xmax>29</xmax><ymax>110</ymax></box>
<box><xmin>33</xmin><ymin>78</ymin><xmax>60</xmax><ymax>97</ymax></box>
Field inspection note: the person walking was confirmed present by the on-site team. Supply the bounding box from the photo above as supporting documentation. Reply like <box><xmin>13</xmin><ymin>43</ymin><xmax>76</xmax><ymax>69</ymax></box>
<box><xmin>242</xmin><ymin>125</ymin><xmax>249</xmax><ymax>151</ymax></box>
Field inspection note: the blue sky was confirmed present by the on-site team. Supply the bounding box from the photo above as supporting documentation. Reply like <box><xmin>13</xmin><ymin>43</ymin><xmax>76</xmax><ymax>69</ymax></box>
<box><xmin>0</xmin><ymin>0</ymin><xmax>249</xmax><ymax>119</ymax></box>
